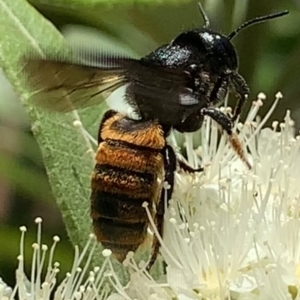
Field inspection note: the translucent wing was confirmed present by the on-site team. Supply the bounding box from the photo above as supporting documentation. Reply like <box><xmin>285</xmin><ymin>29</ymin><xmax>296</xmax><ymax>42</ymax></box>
<box><xmin>23</xmin><ymin>57</ymin><xmax>127</xmax><ymax>112</ymax></box>
<box><xmin>90</xmin><ymin>56</ymin><xmax>193</xmax><ymax>105</ymax></box>
<box><xmin>22</xmin><ymin>54</ymin><xmax>198</xmax><ymax>113</ymax></box>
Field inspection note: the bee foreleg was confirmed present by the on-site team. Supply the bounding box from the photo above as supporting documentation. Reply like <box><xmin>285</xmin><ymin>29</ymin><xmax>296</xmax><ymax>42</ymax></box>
<box><xmin>201</xmin><ymin>107</ymin><xmax>251</xmax><ymax>169</ymax></box>
<box><xmin>201</xmin><ymin>107</ymin><xmax>233</xmax><ymax>134</ymax></box>
<box><xmin>146</xmin><ymin>145</ymin><xmax>176</xmax><ymax>272</ymax></box>
<box><xmin>230</xmin><ymin>71</ymin><xmax>249</xmax><ymax>122</ymax></box>
<box><xmin>209</xmin><ymin>76</ymin><xmax>229</xmax><ymax>106</ymax></box>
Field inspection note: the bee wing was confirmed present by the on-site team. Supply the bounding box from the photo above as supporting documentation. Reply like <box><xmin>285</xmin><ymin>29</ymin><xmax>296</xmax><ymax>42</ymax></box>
<box><xmin>116</xmin><ymin>59</ymin><xmax>201</xmax><ymax>122</ymax></box>
<box><xmin>23</xmin><ymin>54</ymin><xmax>198</xmax><ymax>113</ymax></box>
<box><xmin>23</xmin><ymin>57</ymin><xmax>127</xmax><ymax>112</ymax></box>
<box><xmin>96</xmin><ymin>57</ymin><xmax>194</xmax><ymax>106</ymax></box>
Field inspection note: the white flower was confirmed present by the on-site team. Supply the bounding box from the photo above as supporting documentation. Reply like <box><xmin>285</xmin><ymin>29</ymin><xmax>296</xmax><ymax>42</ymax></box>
<box><xmin>0</xmin><ymin>217</ymin><xmax>118</xmax><ymax>300</ymax></box>
<box><xmin>111</xmin><ymin>92</ymin><xmax>300</xmax><ymax>300</ymax></box>
<box><xmin>3</xmin><ymin>92</ymin><xmax>300</xmax><ymax>300</ymax></box>
<box><xmin>0</xmin><ymin>278</ymin><xmax>12</xmax><ymax>300</ymax></box>
<box><xmin>158</xmin><ymin>92</ymin><xmax>300</xmax><ymax>300</ymax></box>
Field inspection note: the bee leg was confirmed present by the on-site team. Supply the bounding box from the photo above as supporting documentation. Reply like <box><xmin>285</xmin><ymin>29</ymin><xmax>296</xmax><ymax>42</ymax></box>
<box><xmin>230</xmin><ymin>71</ymin><xmax>250</xmax><ymax>122</ymax></box>
<box><xmin>178</xmin><ymin>159</ymin><xmax>203</xmax><ymax>173</ymax></box>
<box><xmin>201</xmin><ymin>107</ymin><xmax>251</xmax><ymax>169</ymax></box>
<box><xmin>146</xmin><ymin>145</ymin><xmax>176</xmax><ymax>272</ymax></box>
<box><xmin>209</xmin><ymin>76</ymin><xmax>229</xmax><ymax>106</ymax></box>
<box><xmin>201</xmin><ymin>107</ymin><xmax>233</xmax><ymax>134</ymax></box>
<box><xmin>97</xmin><ymin>109</ymin><xmax>118</xmax><ymax>144</ymax></box>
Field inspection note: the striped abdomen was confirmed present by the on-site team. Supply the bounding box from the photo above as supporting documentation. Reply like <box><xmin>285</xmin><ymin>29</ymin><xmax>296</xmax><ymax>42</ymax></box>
<box><xmin>90</xmin><ymin>112</ymin><xmax>165</xmax><ymax>262</ymax></box>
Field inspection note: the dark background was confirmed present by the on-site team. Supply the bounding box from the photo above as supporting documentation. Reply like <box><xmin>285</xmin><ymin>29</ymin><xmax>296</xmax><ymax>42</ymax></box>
<box><xmin>0</xmin><ymin>0</ymin><xmax>299</xmax><ymax>287</ymax></box>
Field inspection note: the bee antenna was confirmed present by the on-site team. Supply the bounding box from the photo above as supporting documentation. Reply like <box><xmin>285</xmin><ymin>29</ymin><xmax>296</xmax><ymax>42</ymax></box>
<box><xmin>227</xmin><ymin>10</ymin><xmax>289</xmax><ymax>41</ymax></box>
<box><xmin>197</xmin><ymin>2</ymin><xmax>210</xmax><ymax>28</ymax></box>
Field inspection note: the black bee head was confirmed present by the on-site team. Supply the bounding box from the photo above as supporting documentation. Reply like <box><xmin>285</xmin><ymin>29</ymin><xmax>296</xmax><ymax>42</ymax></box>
<box><xmin>171</xmin><ymin>3</ymin><xmax>288</xmax><ymax>76</ymax></box>
<box><xmin>172</xmin><ymin>29</ymin><xmax>238</xmax><ymax>74</ymax></box>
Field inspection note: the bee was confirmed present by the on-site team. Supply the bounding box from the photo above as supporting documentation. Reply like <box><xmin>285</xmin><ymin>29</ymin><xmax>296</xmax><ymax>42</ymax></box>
<box><xmin>23</xmin><ymin>3</ymin><xmax>288</xmax><ymax>270</ymax></box>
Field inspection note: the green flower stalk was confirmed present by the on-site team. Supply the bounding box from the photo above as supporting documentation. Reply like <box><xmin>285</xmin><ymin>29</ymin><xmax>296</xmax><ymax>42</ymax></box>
<box><xmin>2</xmin><ymin>93</ymin><xmax>300</xmax><ymax>300</ymax></box>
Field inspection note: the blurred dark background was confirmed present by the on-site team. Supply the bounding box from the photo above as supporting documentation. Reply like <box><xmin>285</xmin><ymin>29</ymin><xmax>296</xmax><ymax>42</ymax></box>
<box><xmin>0</xmin><ymin>0</ymin><xmax>299</xmax><ymax>287</ymax></box>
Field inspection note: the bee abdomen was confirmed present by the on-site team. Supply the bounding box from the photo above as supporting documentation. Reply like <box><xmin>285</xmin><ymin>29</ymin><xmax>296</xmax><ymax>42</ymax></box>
<box><xmin>91</xmin><ymin>162</ymin><xmax>159</xmax><ymax>262</ymax></box>
<box><xmin>91</xmin><ymin>190</ymin><xmax>151</xmax><ymax>262</ymax></box>
<box><xmin>93</xmin><ymin>217</ymin><xmax>148</xmax><ymax>262</ymax></box>
<box><xmin>92</xmin><ymin>163</ymin><xmax>156</xmax><ymax>199</ymax></box>
<box><xmin>91</xmin><ymin>190</ymin><xmax>151</xmax><ymax>223</ymax></box>
<box><xmin>96</xmin><ymin>140</ymin><xmax>164</xmax><ymax>175</ymax></box>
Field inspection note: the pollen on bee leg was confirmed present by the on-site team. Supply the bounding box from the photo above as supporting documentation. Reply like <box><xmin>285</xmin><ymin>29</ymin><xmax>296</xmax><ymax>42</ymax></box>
<box><xmin>228</xmin><ymin>133</ymin><xmax>252</xmax><ymax>170</ymax></box>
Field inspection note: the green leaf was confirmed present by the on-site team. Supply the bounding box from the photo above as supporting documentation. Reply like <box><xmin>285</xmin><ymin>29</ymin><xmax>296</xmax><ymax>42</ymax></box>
<box><xmin>0</xmin><ymin>0</ymin><xmax>132</xmax><ymax>280</ymax></box>
<box><xmin>29</xmin><ymin>0</ymin><xmax>190</xmax><ymax>7</ymax></box>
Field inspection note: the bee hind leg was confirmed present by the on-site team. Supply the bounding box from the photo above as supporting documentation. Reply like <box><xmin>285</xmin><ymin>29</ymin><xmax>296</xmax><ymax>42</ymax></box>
<box><xmin>178</xmin><ymin>159</ymin><xmax>203</xmax><ymax>173</ymax></box>
<box><xmin>146</xmin><ymin>145</ymin><xmax>176</xmax><ymax>272</ymax></box>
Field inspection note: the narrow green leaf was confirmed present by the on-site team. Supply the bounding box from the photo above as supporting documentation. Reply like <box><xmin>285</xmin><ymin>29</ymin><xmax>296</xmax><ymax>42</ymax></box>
<box><xmin>0</xmin><ymin>0</ymin><xmax>92</xmax><ymax>246</ymax></box>
<box><xmin>0</xmin><ymin>0</ymin><xmax>130</xmax><ymax>280</ymax></box>
<box><xmin>29</xmin><ymin>0</ymin><xmax>190</xmax><ymax>7</ymax></box>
